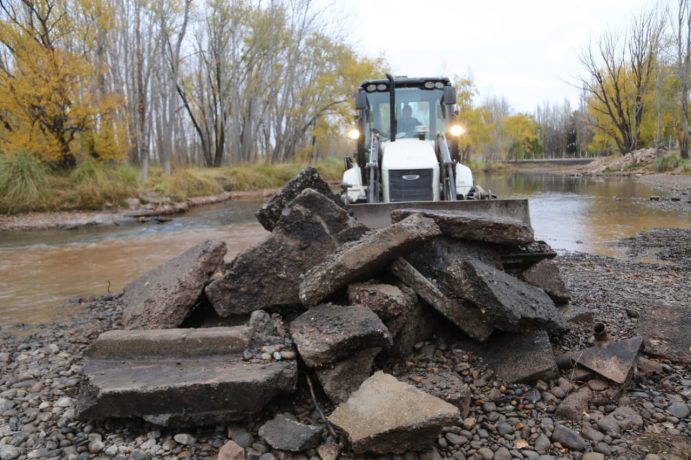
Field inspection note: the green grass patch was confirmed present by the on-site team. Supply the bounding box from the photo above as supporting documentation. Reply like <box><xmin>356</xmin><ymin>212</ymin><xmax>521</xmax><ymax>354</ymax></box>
<box><xmin>655</xmin><ymin>154</ymin><xmax>683</xmax><ymax>173</ymax></box>
<box><xmin>0</xmin><ymin>151</ymin><xmax>47</xmax><ymax>213</ymax></box>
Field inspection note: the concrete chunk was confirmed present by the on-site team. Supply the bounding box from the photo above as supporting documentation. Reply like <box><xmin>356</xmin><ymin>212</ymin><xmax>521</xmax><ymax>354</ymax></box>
<box><xmin>206</xmin><ymin>189</ymin><xmax>366</xmax><ymax>315</ymax></box>
<box><xmin>290</xmin><ymin>304</ymin><xmax>391</xmax><ymax>368</ymax></box>
<box><xmin>389</xmin><ymin>258</ymin><xmax>493</xmax><ymax>341</ymax></box>
<box><xmin>299</xmin><ymin>214</ymin><xmax>442</xmax><ymax>306</ymax></box>
<box><xmin>122</xmin><ymin>240</ymin><xmax>227</xmax><ymax>329</ymax></box>
<box><xmin>255</xmin><ymin>166</ymin><xmax>343</xmax><ymax>232</ymax></box>
<box><xmin>78</xmin><ymin>327</ymin><xmax>297</xmax><ymax>424</ymax></box>
<box><xmin>519</xmin><ymin>258</ymin><xmax>571</xmax><ymax>304</ymax></box>
<box><xmin>316</xmin><ymin>347</ymin><xmax>381</xmax><ymax>403</ymax></box>
<box><xmin>556</xmin><ymin>387</ymin><xmax>592</xmax><ymax>422</ymax></box>
<box><xmin>258</xmin><ymin>414</ymin><xmax>322</xmax><ymax>452</ymax></box>
<box><xmin>86</xmin><ymin>327</ymin><xmax>251</xmax><ymax>359</ymax></box>
<box><xmin>457</xmin><ymin>330</ymin><xmax>558</xmax><ymax>384</ymax></box>
<box><xmin>637</xmin><ymin>302</ymin><xmax>691</xmax><ymax>364</ymax></box>
<box><xmin>402</xmin><ymin>369</ymin><xmax>472</xmax><ymax>418</ymax></box>
<box><xmin>328</xmin><ymin>372</ymin><xmax>460</xmax><ymax>454</ymax></box>
<box><xmin>445</xmin><ymin>256</ymin><xmax>567</xmax><ymax>332</ymax></box>
<box><xmin>572</xmin><ymin>336</ymin><xmax>643</xmax><ymax>384</ymax></box>
<box><xmin>390</xmin><ymin>208</ymin><xmax>534</xmax><ymax>246</ymax></box>
<box><xmin>347</xmin><ymin>282</ymin><xmax>417</xmax><ymax>321</ymax></box>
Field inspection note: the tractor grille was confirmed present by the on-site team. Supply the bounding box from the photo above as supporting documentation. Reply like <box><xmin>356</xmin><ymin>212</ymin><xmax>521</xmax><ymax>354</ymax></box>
<box><xmin>388</xmin><ymin>169</ymin><xmax>434</xmax><ymax>202</ymax></box>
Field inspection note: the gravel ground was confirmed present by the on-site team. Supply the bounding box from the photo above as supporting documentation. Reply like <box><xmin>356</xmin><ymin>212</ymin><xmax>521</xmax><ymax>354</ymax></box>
<box><xmin>1</xmin><ymin>231</ymin><xmax>690</xmax><ymax>460</ymax></box>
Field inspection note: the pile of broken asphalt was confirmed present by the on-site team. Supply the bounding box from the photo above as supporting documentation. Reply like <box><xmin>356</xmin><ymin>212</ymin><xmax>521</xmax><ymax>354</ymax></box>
<box><xmin>0</xmin><ymin>167</ymin><xmax>689</xmax><ymax>460</ymax></box>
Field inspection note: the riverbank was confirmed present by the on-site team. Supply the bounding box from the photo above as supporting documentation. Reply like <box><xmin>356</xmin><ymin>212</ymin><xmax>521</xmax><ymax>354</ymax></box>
<box><xmin>0</xmin><ymin>228</ymin><xmax>689</xmax><ymax>459</ymax></box>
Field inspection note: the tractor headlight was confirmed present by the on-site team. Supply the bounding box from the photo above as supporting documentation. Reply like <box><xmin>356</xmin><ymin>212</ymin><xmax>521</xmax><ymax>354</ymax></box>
<box><xmin>449</xmin><ymin>124</ymin><xmax>465</xmax><ymax>137</ymax></box>
<box><xmin>347</xmin><ymin>128</ymin><xmax>360</xmax><ymax>140</ymax></box>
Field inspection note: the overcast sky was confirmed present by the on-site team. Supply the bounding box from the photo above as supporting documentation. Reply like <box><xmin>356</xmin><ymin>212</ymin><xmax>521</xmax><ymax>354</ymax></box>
<box><xmin>337</xmin><ymin>0</ymin><xmax>656</xmax><ymax>113</ymax></box>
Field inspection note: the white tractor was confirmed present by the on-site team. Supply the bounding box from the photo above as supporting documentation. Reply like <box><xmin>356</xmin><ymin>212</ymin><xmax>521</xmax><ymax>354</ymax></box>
<box><xmin>341</xmin><ymin>74</ymin><xmax>529</xmax><ymax>228</ymax></box>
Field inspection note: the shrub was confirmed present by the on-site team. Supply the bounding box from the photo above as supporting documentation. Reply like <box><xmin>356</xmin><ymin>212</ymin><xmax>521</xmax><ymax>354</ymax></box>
<box><xmin>0</xmin><ymin>151</ymin><xmax>47</xmax><ymax>213</ymax></box>
<box><xmin>655</xmin><ymin>154</ymin><xmax>681</xmax><ymax>173</ymax></box>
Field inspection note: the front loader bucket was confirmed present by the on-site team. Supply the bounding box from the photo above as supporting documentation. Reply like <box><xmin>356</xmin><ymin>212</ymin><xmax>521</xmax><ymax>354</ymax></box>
<box><xmin>349</xmin><ymin>199</ymin><xmax>531</xmax><ymax>229</ymax></box>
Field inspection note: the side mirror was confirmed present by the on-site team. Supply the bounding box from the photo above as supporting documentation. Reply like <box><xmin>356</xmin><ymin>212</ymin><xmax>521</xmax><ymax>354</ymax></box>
<box><xmin>443</xmin><ymin>86</ymin><xmax>456</xmax><ymax>105</ymax></box>
<box><xmin>355</xmin><ymin>91</ymin><xmax>367</xmax><ymax>110</ymax></box>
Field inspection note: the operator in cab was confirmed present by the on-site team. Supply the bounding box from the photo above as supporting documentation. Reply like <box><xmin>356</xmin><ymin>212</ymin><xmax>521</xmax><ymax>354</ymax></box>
<box><xmin>397</xmin><ymin>104</ymin><xmax>422</xmax><ymax>137</ymax></box>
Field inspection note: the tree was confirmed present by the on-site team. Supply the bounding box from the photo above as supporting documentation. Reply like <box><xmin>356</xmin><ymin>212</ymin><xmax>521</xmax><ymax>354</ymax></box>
<box><xmin>578</xmin><ymin>9</ymin><xmax>664</xmax><ymax>154</ymax></box>
<box><xmin>504</xmin><ymin>114</ymin><xmax>540</xmax><ymax>160</ymax></box>
<box><xmin>0</xmin><ymin>0</ymin><xmax>124</xmax><ymax>168</ymax></box>
<box><xmin>674</xmin><ymin>0</ymin><xmax>691</xmax><ymax>159</ymax></box>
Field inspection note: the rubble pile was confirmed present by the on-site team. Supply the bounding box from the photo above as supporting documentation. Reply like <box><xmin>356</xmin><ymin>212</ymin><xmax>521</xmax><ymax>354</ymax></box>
<box><xmin>74</xmin><ymin>168</ymin><xmax>673</xmax><ymax>458</ymax></box>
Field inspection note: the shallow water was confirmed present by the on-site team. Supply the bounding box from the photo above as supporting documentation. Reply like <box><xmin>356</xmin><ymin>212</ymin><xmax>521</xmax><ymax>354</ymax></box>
<box><xmin>0</xmin><ymin>174</ymin><xmax>688</xmax><ymax>328</ymax></box>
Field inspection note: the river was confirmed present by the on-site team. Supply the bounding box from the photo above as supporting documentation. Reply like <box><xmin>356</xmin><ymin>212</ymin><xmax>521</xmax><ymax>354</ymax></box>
<box><xmin>0</xmin><ymin>173</ymin><xmax>688</xmax><ymax>328</ymax></box>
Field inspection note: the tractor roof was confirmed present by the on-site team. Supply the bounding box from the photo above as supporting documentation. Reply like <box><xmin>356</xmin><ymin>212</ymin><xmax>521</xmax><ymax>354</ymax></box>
<box><xmin>359</xmin><ymin>76</ymin><xmax>452</xmax><ymax>90</ymax></box>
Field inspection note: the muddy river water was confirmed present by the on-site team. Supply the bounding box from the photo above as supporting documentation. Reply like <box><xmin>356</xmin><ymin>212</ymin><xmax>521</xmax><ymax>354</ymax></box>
<box><xmin>0</xmin><ymin>173</ymin><xmax>688</xmax><ymax>328</ymax></box>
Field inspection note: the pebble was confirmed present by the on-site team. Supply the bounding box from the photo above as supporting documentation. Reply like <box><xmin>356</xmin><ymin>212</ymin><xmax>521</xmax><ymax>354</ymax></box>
<box><xmin>88</xmin><ymin>440</ymin><xmax>104</xmax><ymax>453</ymax></box>
<box><xmin>173</xmin><ymin>433</ymin><xmax>196</xmax><ymax>445</ymax></box>
<box><xmin>493</xmin><ymin>447</ymin><xmax>511</xmax><ymax>460</ymax></box>
<box><xmin>551</xmin><ymin>425</ymin><xmax>586</xmax><ymax>451</ymax></box>
<box><xmin>475</xmin><ymin>447</ymin><xmax>494</xmax><ymax>459</ymax></box>
<box><xmin>0</xmin><ymin>445</ymin><xmax>20</xmax><ymax>460</ymax></box>
<box><xmin>496</xmin><ymin>422</ymin><xmax>515</xmax><ymax>435</ymax></box>
<box><xmin>667</xmin><ymin>402</ymin><xmax>689</xmax><ymax>418</ymax></box>
<box><xmin>534</xmin><ymin>434</ymin><xmax>551</xmax><ymax>453</ymax></box>
<box><xmin>462</xmin><ymin>417</ymin><xmax>476</xmax><ymax>430</ymax></box>
<box><xmin>582</xmin><ymin>454</ymin><xmax>605</xmax><ymax>460</ymax></box>
<box><xmin>445</xmin><ymin>433</ymin><xmax>468</xmax><ymax>446</ymax></box>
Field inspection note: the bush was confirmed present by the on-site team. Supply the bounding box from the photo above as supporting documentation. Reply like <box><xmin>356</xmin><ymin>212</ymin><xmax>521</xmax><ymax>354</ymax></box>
<box><xmin>58</xmin><ymin>158</ymin><xmax>140</xmax><ymax>210</ymax></box>
<box><xmin>0</xmin><ymin>151</ymin><xmax>47</xmax><ymax>213</ymax></box>
<box><xmin>655</xmin><ymin>154</ymin><xmax>682</xmax><ymax>173</ymax></box>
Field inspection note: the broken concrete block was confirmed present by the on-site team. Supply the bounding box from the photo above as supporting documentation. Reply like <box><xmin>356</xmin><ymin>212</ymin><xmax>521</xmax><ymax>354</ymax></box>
<box><xmin>444</xmin><ymin>256</ymin><xmax>568</xmax><ymax>333</ymax></box>
<box><xmin>499</xmin><ymin>240</ymin><xmax>556</xmax><ymax>270</ymax></box>
<box><xmin>316</xmin><ymin>347</ymin><xmax>381</xmax><ymax>403</ymax></box>
<box><xmin>86</xmin><ymin>327</ymin><xmax>251</xmax><ymax>359</ymax></box>
<box><xmin>255</xmin><ymin>166</ymin><xmax>343</xmax><ymax>232</ymax></box>
<box><xmin>328</xmin><ymin>371</ymin><xmax>460</xmax><ymax>454</ymax></box>
<box><xmin>122</xmin><ymin>240</ymin><xmax>227</xmax><ymax>329</ymax></box>
<box><xmin>299</xmin><ymin>214</ymin><xmax>442</xmax><ymax>306</ymax></box>
<box><xmin>391</xmin><ymin>208</ymin><xmax>534</xmax><ymax>246</ymax></box>
<box><xmin>403</xmin><ymin>369</ymin><xmax>472</xmax><ymax>418</ymax></box>
<box><xmin>571</xmin><ymin>336</ymin><xmax>643</xmax><ymax>385</ymax></box>
<box><xmin>556</xmin><ymin>387</ymin><xmax>592</xmax><ymax>422</ymax></box>
<box><xmin>78</xmin><ymin>327</ymin><xmax>297</xmax><ymax>424</ymax></box>
<box><xmin>258</xmin><ymin>414</ymin><xmax>322</xmax><ymax>452</ymax></box>
<box><xmin>206</xmin><ymin>189</ymin><xmax>366</xmax><ymax>315</ymax></box>
<box><xmin>458</xmin><ymin>330</ymin><xmax>558</xmax><ymax>384</ymax></box>
<box><xmin>347</xmin><ymin>282</ymin><xmax>417</xmax><ymax>321</ymax></box>
<box><xmin>289</xmin><ymin>304</ymin><xmax>391</xmax><ymax>368</ymax></box>
<box><xmin>384</xmin><ymin>299</ymin><xmax>441</xmax><ymax>358</ymax></box>
<box><xmin>637</xmin><ymin>302</ymin><xmax>691</xmax><ymax>364</ymax></box>
<box><xmin>519</xmin><ymin>258</ymin><xmax>571</xmax><ymax>304</ymax></box>
<box><xmin>389</xmin><ymin>258</ymin><xmax>493</xmax><ymax>341</ymax></box>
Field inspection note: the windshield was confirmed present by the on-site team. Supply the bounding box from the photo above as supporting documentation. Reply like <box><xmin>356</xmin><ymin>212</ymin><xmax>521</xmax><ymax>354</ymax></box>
<box><xmin>364</xmin><ymin>87</ymin><xmax>448</xmax><ymax>144</ymax></box>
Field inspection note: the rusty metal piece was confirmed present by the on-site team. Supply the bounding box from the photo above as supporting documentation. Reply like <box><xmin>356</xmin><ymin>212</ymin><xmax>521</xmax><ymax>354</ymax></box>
<box><xmin>593</xmin><ymin>322</ymin><xmax>608</xmax><ymax>343</ymax></box>
<box><xmin>572</xmin><ymin>336</ymin><xmax>644</xmax><ymax>385</ymax></box>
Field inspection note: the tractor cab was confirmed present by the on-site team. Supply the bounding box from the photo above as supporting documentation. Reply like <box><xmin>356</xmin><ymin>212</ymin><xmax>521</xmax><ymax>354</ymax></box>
<box><xmin>342</xmin><ymin>75</ymin><xmax>473</xmax><ymax>204</ymax></box>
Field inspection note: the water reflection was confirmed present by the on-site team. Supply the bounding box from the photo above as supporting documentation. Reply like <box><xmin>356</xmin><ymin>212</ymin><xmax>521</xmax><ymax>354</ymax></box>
<box><xmin>0</xmin><ymin>174</ymin><xmax>688</xmax><ymax>328</ymax></box>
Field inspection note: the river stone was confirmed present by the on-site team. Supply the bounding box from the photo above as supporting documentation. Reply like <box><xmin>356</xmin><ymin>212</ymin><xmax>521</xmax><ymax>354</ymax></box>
<box><xmin>290</xmin><ymin>304</ymin><xmax>391</xmax><ymax>368</ymax></box>
<box><xmin>551</xmin><ymin>425</ymin><xmax>586</xmax><ymax>451</ymax></box>
<box><xmin>328</xmin><ymin>372</ymin><xmax>460</xmax><ymax>454</ymax></box>
<box><xmin>316</xmin><ymin>347</ymin><xmax>381</xmax><ymax>403</ymax></box>
<box><xmin>637</xmin><ymin>301</ymin><xmax>691</xmax><ymax>364</ymax></box>
<box><xmin>389</xmin><ymin>258</ymin><xmax>493</xmax><ymax>341</ymax></box>
<box><xmin>390</xmin><ymin>208</ymin><xmax>535</xmax><ymax>246</ymax></box>
<box><xmin>258</xmin><ymin>414</ymin><xmax>322</xmax><ymax>452</ymax></box>
<box><xmin>299</xmin><ymin>214</ymin><xmax>442</xmax><ymax>306</ymax></box>
<box><xmin>121</xmin><ymin>240</ymin><xmax>227</xmax><ymax>329</ymax></box>
<box><xmin>255</xmin><ymin>166</ymin><xmax>343</xmax><ymax>232</ymax></box>
<box><xmin>519</xmin><ymin>258</ymin><xmax>571</xmax><ymax>304</ymax></box>
<box><xmin>596</xmin><ymin>406</ymin><xmax>643</xmax><ymax>435</ymax></box>
<box><xmin>444</xmin><ymin>256</ymin><xmax>568</xmax><ymax>333</ymax></box>
<box><xmin>206</xmin><ymin>189</ymin><xmax>367</xmax><ymax>315</ymax></box>
<box><xmin>217</xmin><ymin>440</ymin><xmax>245</xmax><ymax>460</ymax></box>
<box><xmin>556</xmin><ymin>387</ymin><xmax>592</xmax><ymax>422</ymax></box>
